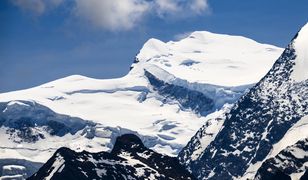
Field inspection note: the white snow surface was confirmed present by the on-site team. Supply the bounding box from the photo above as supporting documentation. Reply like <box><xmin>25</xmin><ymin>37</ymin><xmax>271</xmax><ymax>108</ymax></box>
<box><xmin>0</xmin><ymin>31</ymin><xmax>282</xmax><ymax>166</ymax></box>
<box><xmin>132</xmin><ymin>31</ymin><xmax>282</xmax><ymax>86</ymax></box>
<box><xmin>291</xmin><ymin>23</ymin><xmax>308</xmax><ymax>82</ymax></box>
<box><xmin>1</xmin><ymin>165</ymin><xmax>27</xmax><ymax>179</ymax></box>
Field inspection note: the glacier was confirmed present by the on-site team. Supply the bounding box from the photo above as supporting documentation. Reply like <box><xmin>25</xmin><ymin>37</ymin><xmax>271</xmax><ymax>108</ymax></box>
<box><xmin>0</xmin><ymin>30</ymin><xmax>283</xmax><ymax>178</ymax></box>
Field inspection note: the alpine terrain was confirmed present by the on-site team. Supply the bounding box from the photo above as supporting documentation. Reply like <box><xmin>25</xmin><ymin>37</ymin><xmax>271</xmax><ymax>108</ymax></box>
<box><xmin>178</xmin><ymin>23</ymin><xmax>308</xmax><ymax>180</ymax></box>
<box><xmin>28</xmin><ymin>134</ymin><xmax>195</xmax><ymax>180</ymax></box>
<box><xmin>0</xmin><ymin>31</ymin><xmax>282</xmax><ymax>178</ymax></box>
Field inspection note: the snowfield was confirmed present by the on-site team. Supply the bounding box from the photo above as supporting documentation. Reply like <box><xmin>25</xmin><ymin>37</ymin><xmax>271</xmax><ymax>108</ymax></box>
<box><xmin>132</xmin><ymin>31</ymin><xmax>282</xmax><ymax>86</ymax></box>
<box><xmin>0</xmin><ymin>30</ymin><xmax>283</xmax><ymax>174</ymax></box>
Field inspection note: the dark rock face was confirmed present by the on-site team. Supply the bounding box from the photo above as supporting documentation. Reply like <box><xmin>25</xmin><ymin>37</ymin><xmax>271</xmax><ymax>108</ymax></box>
<box><xmin>300</xmin><ymin>171</ymin><xmax>308</xmax><ymax>180</ymax></box>
<box><xmin>178</xmin><ymin>29</ymin><xmax>308</xmax><ymax>179</ymax></box>
<box><xmin>178</xmin><ymin>115</ymin><xmax>227</xmax><ymax>172</ymax></box>
<box><xmin>255</xmin><ymin>138</ymin><xmax>308</xmax><ymax>180</ymax></box>
<box><xmin>129</xmin><ymin>56</ymin><xmax>140</xmax><ymax>70</ymax></box>
<box><xmin>144</xmin><ymin>70</ymin><xmax>214</xmax><ymax>116</ymax></box>
<box><xmin>0</xmin><ymin>101</ymin><xmax>94</xmax><ymax>143</ymax></box>
<box><xmin>255</xmin><ymin>170</ymin><xmax>291</xmax><ymax>180</ymax></box>
<box><xmin>28</xmin><ymin>134</ymin><xmax>195</xmax><ymax>180</ymax></box>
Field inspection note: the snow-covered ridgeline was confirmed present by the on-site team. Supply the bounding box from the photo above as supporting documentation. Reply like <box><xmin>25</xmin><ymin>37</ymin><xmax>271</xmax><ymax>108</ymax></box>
<box><xmin>178</xmin><ymin>23</ymin><xmax>308</xmax><ymax>180</ymax></box>
<box><xmin>0</xmin><ymin>30</ymin><xmax>283</xmax><ymax>178</ymax></box>
<box><xmin>178</xmin><ymin>104</ymin><xmax>233</xmax><ymax>169</ymax></box>
<box><xmin>291</xmin><ymin>23</ymin><xmax>308</xmax><ymax>81</ymax></box>
<box><xmin>28</xmin><ymin>134</ymin><xmax>194</xmax><ymax>180</ymax></box>
<box><xmin>131</xmin><ymin>31</ymin><xmax>282</xmax><ymax>86</ymax></box>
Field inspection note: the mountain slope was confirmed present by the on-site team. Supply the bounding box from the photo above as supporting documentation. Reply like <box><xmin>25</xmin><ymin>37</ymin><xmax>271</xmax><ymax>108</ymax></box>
<box><xmin>178</xmin><ymin>23</ymin><xmax>308</xmax><ymax>180</ymax></box>
<box><xmin>28</xmin><ymin>134</ymin><xmax>195</xmax><ymax>180</ymax></box>
<box><xmin>0</xmin><ymin>31</ymin><xmax>282</xmax><ymax>178</ymax></box>
<box><xmin>255</xmin><ymin>137</ymin><xmax>308</xmax><ymax>180</ymax></box>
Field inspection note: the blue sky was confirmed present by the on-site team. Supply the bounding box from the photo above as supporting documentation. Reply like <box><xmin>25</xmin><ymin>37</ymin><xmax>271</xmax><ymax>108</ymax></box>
<box><xmin>1</xmin><ymin>0</ymin><xmax>308</xmax><ymax>93</ymax></box>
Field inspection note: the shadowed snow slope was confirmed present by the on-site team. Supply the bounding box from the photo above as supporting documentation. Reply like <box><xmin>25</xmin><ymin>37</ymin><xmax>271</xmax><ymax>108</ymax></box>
<box><xmin>0</xmin><ymin>31</ymin><xmax>282</xmax><ymax>178</ymax></box>
<box><xmin>178</xmin><ymin>23</ymin><xmax>308</xmax><ymax>180</ymax></box>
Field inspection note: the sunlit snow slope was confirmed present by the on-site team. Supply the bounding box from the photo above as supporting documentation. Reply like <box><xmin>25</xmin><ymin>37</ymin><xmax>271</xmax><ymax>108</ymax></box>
<box><xmin>178</xmin><ymin>23</ymin><xmax>308</xmax><ymax>180</ymax></box>
<box><xmin>0</xmin><ymin>31</ymin><xmax>282</xmax><ymax>177</ymax></box>
<box><xmin>131</xmin><ymin>31</ymin><xmax>281</xmax><ymax>86</ymax></box>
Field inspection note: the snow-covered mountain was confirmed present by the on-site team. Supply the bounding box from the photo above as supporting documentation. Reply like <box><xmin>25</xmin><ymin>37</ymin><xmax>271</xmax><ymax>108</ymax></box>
<box><xmin>255</xmin><ymin>138</ymin><xmax>308</xmax><ymax>180</ymax></box>
<box><xmin>178</xmin><ymin>23</ymin><xmax>308</xmax><ymax>180</ymax></box>
<box><xmin>0</xmin><ymin>31</ymin><xmax>282</xmax><ymax>178</ymax></box>
<box><xmin>28</xmin><ymin>134</ymin><xmax>195</xmax><ymax>180</ymax></box>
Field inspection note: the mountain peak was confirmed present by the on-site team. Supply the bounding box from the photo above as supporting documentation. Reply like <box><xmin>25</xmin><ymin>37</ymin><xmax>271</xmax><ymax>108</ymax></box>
<box><xmin>111</xmin><ymin>134</ymin><xmax>147</xmax><ymax>154</ymax></box>
<box><xmin>135</xmin><ymin>38</ymin><xmax>169</xmax><ymax>62</ymax></box>
<box><xmin>130</xmin><ymin>30</ymin><xmax>282</xmax><ymax>86</ymax></box>
<box><xmin>29</xmin><ymin>134</ymin><xmax>195</xmax><ymax>180</ymax></box>
<box><xmin>178</xmin><ymin>23</ymin><xmax>308</xmax><ymax>179</ymax></box>
<box><xmin>0</xmin><ymin>29</ymin><xmax>283</xmax><ymax>179</ymax></box>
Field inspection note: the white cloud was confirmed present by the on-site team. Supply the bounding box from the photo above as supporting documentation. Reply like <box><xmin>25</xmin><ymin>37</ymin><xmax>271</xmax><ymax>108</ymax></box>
<box><xmin>73</xmin><ymin>0</ymin><xmax>149</xmax><ymax>31</ymax></box>
<box><xmin>190</xmin><ymin>0</ymin><xmax>209</xmax><ymax>14</ymax></box>
<box><xmin>154</xmin><ymin>0</ymin><xmax>179</xmax><ymax>16</ymax></box>
<box><xmin>10</xmin><ymin>0</ymin><xmax>63</xmax><ymax>15</ymax></box>
<box><xmin>10</xmin><ymin>0</ymin><xmax>210</xmax><ymax>31</ymax></box>
<box><xmin>153</xmin><ymin>0</ymin><xmax>209</xmax><ymax>17</ymax></box>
